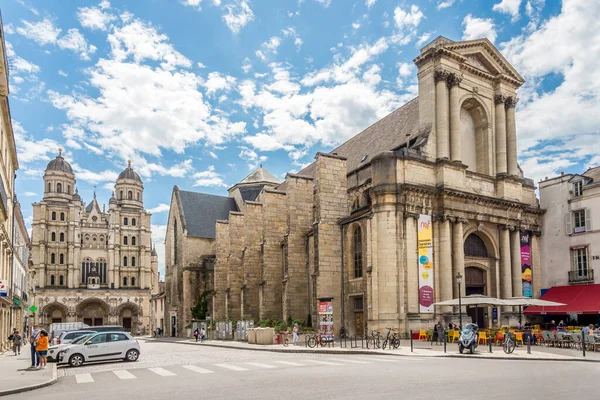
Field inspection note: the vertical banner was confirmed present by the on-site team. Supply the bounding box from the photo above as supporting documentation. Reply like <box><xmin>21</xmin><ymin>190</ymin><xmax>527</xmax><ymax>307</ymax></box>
<box><xmin>318</xmin><ymin>300</ymin><xmax>334</xmax><ymax>341</ymax></box>
<box><xmin>520</xmin><ymin>230</ymin><xmax>532</xmax><ymax>297</ymax></box>
<box><xmin>418</xmin><ymin>215</ymin><xmax>434</xmax><ymax>313</ymax></box>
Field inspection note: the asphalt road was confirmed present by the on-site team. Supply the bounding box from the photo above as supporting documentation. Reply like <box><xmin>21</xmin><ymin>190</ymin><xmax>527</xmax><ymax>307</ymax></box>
<box><xmin>7</xmin><ymin>340</ymin><xmax>598</xmax><ymax>400</ymax></box>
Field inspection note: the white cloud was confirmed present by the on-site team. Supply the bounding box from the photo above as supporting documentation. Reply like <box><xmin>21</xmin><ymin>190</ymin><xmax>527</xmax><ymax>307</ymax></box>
<box><xmin>282</xmin><ymin>27</ymin><xmax>303</xmax><ymax>51</ymax></box>
<box><xmin>242</xmin><ymin>57</ymin><xmax>252</xmax><ymax>73</ymax></box>
<box><xmin>239</xmin><ymin>146</ymin><xmax>267</xmax><ymax>169</ymax></box>
<box><xmin>71</xmin><ymin>164</ymin><xmax>119</xmax><ymax>184</ymax></box>
<box><xmin>192</xmin><ymin>165</ymin><xmax>228</xmax><ymax>187</ymax></box>
<box><xmin>12</xmin><ymin>120</ymin><xmax>62</xmax><ymax>164</ymax></box>
<box><xmin>16</xmin><ymin>19</ymin><xmax>96</xmax><ymax>59</ymax></box>
<box><xmin>151</xmin><ymin>224</ymin><xmax>166</xmax><ymax>277</ymax></box>
<box><xmin>182</xmin><ymin>0</ymin><xmax>203</xmax><ymax>9</ymax></box>
<box><xmin>352</xmin><ymin>22</ymin><xmax>361</xmax><ymax>30</ymax></box>
<box><xmin>197</xmin><ymin>62</ymin><xmax>206</xmax><ymax>68</ymax></box>
<box><xmin>493</xmin><ymin>0</ymin><xmax>523</xmax><ymax>21</ymax></box>
<box><xmin>58</xmin><ymin>69</ymin><xmax>68</xmax><ymax>77</ymax></box>
<box><xmin>48</xmin><ymin>17</ymin><xmax>246</xmax><ymax>169</ymax></box>
<box><xmin>391</xmin><ymin>5</ymin><xmax>424</xmax><ymax>45</ymax></box>
<box><xmin>77</xmin><ymin>3</ymin><xmax>117</xmax><ymax>31</ymax></box>
<box><xmin>5</xmin><ymin>42</ymin><xmax>40</xmax><ymax>94</ymax></box>
<box><xmin>462</xmin><ymin>14</ymin><xmax>497</xmax><ymax>43</ymax></box>
<box><xmin>209</xmin><ymin>151</ymin><xmax>219</xmax><ymax>159</ymax></box>
<box><xmin>21</xmin><ymin>192</ymin><xmax>38</xmax><ymax>197</ymax></box>
<box><xmin>436</xmin><ymin>0</ymin><xmax>455</xmax><ymax>9</ymax></box>
<box><xmin>499</xmin><ymin>0</ymin><xmax>600</xmax><ymax>173</ymax></box>
<box><xmin>416</xmin><ymin>32</ymin><xmax>432</xmax><ymax>47</ymax></box>
<box><xmin>108</xmin><ymin>18</ymin><xmax>191</xmax><ymax>70</ymax></box>
<box><xmin>366</xmin><ymin>0</ymin><xmax>376</xmax><ymax>8</ymax></box>
<box><xmin>204</xmin><ymin>72</ymin><xmax>236</xmax><ymax>96</ymax></box>
<box><xmin>263</xmin><ymin>36</ymin><xmax>281</xmax><ymax>52</ymax></box>
<box><xmin>57</xmin><ymin>29</ymin><xmax>97</xmax><ymax>60</ymax></box>
<box><xmin>16</xmin><ymin>0</ymin><xmax>39</xmax><ymax>16</ymax></box>
<box><xmin>222</xmin><ymin>1</ymin><xmax>254</xmax><ymax>34</ymax></box>
<box><xmin>148</xmin><ymin>203</ymin><xmax>171</xmax><ymax>213</ymax></box>
<box><xmin>16</xmin><ymin>18</ymin><xmax>61</xmax><ymax>45</ymax></box>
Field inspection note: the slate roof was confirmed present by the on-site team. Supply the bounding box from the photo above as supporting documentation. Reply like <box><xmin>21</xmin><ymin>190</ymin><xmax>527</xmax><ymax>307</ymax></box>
<box><xmin>175</xmin><ymin>187</ymin><xmax>238</xmax><ymax>239</ymax></box>
<box><xmin>239</xmin><ymin>166</ymin><xmax>280</xmax><ymax>185</ymax></box>
<box><xmin>238</xmin><ymin>185</ymin><xmax>265</xmax><ymax>202</ymax></box>
<box><xmin>85</xmin><ymin>196</ymin><xmax>101</xmax><ymax>213</ymax></box>
<box><xmin>298</xmin><ymin>97</ymin><xmax>422</xmax><ymax>177</ymax></box>
<box><xmin>118</xmin><ymin>162</ymin><xmax>142</xmax><ymax>182</ymax></box>
<box><xmin>46</xmin><ymin>154</ymin><xmax>73</xmax><ymax>175</ymax></box>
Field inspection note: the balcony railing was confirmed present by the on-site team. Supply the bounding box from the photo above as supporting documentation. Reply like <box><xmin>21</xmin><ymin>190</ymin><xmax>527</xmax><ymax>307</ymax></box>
<box><xmin>568</xmin><ymin>269</ymin><xmax>594</xmax><ymax>283</ymax></box>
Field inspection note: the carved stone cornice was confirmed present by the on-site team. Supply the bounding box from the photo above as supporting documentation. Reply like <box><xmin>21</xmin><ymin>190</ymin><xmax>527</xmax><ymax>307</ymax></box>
<box><xmin>434</xmin><ymin>69</ymin><xmax>450</xmax><ymax>84</ymax></box>
<box><xmin>446</xmin><ymin>73</ymin><xmax>463</xmax><ymax>87</ymax></box>
<box><xmin>504</xmin><ymin>96</ymin><xmax>519</xmax><ymax>109</ymax></box>
<box><xmin>405</xmin><ymin>212</ymin><xmax>420</xmax><ymax>220</ymax></box>
<box><xmin>494</xmin><ymin>94</ymin><xmax>506</xmax><ymax>105</ymax></box>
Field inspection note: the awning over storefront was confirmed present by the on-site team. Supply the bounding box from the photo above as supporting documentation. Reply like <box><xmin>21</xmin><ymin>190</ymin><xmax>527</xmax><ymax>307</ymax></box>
<box><xmin>524</xmin><ymin>284</ymin><xmax>600</xmax><ymax>315</ymax></box>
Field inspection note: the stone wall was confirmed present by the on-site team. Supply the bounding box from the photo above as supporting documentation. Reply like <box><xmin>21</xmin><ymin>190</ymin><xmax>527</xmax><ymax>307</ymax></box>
<box><xmin>226</xmin><ymin>212</ymin><xmax>244</xmax><ymax>321</ymax></box>
<box><xmin>242</xmin><ymin>202</ymin><xmax>263</xmax><ymax>321</ymax></box>
<box><xmin>213</xmin><ymin>221</ymin><xmax>229</xmax><ymax>320</ymax></box>
<box><xmin>313</xmin><ymin>153</ymin><xmax>348</xmax><ymax>336</ymax></box>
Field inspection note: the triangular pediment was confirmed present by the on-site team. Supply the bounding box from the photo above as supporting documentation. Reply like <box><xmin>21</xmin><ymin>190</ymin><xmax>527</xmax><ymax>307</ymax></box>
<box><xmin>444</xmin><ymin>39</ymin><xmax>524</xmax><ymax>85</ymax></box>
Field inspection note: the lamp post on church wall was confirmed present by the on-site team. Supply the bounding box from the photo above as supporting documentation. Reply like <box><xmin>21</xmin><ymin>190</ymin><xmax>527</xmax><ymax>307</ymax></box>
<box><xmin>456</xmin><ymin>272</ymin><xmax>463</xmax><ymax>329</ymax></box>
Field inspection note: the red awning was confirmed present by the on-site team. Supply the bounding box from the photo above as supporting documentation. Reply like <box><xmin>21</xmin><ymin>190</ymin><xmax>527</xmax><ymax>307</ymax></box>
<box><xmin>524</xmin><ymin>284</ymin><xmax>600</xmax><ymax>315</ymax></box>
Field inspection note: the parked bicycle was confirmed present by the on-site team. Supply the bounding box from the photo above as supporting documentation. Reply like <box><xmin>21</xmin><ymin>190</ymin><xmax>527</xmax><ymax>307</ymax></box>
<box><xmin>502</xmin><ymin>328</ymin><xmax>516</xmax><ymax>354</ymax></box>
<box><xmin>368</xmin><ymin>330</ymin><xmax>382</xmax><ymax>349</ymax></box>
<box><xmin>382</xmin><ymin>327</ymin><xmax>401</xmax><ymax>350</ymax></box>
<box><xmin>306</xmin><ymin>332</ymin><xmax>327</xmax><ymax>348</ymax></box>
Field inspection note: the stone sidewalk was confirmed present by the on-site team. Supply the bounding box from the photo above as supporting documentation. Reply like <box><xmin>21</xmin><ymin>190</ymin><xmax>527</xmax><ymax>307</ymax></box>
<box><xmin>0</xmin><ymin>349</ymin><xmax>57</xmax><ymax>397</ymax></box>
<box><xmin>147</xmin><ymin>336</ymin><xmax>600</xmax><ymax>362</ymax></box>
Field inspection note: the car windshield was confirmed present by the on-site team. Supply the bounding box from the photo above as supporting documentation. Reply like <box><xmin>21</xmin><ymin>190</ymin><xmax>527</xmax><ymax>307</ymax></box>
<box><xmin>71</xmin><ymin>334</ymin><xmax>93</xmax><ymax>344</ymax></box>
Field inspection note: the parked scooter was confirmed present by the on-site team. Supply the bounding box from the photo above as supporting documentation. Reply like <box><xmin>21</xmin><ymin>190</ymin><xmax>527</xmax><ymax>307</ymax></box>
<box><xmin>458</xmin><ymin>323</ymin><xmax>479</xmax><ymax>354</ymax></box>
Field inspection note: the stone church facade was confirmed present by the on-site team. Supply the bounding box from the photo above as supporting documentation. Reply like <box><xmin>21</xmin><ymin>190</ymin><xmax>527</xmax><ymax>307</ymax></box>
<box><xmin>31</xmin><ymin>153</ymin><xmax>158</xmax><ymax>333</ymax></box>
<box><xmin>165</xmin><ymin>36</ymin><xmax>543</xmax><ymax>337</ymax></box>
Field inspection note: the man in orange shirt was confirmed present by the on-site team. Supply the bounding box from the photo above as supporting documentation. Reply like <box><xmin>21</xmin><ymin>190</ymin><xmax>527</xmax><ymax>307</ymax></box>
<box><xmin>35</xmin><ymin>330</ymin><xmax>49</xmax><ymax>370</ymax></box>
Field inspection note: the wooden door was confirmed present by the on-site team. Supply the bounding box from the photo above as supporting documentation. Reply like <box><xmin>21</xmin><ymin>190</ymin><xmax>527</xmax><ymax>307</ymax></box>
<box><xmin>122</xmin><ymin>317</ymin><xmax>132</xmax><ymax>331</ymax></box>
<box><xmin>354</xmin><ymin>312</ymin><xmax>364</xmax><ymax>337</ymax></box>
<box><xmin>94</xmin><ymin>318</ymin><xmax>103</xmax><ymax>326</ymax></box>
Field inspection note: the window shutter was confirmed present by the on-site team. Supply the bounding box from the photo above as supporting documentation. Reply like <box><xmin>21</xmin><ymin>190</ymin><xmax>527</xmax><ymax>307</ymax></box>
<box><xmin>565</xmin><ymin>213</ymin><xmax>572</xmax><ymax>235</ymax></box>
<box><xmin>585</xmin><ymin>209</ymin><xmax>592</xmax><ymax>231</ymax></box>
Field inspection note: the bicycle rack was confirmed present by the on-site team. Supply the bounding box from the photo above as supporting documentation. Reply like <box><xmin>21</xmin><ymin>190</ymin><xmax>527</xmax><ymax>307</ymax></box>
<box><xmin>340</xmin><ymin>337</ymin><xmax>347</xmax><ymax>348</ymax></box>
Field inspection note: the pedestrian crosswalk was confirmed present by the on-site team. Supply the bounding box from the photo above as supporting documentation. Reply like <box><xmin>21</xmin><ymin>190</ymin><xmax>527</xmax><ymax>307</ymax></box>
<box><xmin>69</xmin><ymin>356</ymin><xmax>427</xmax><ymax>384</ymax></box>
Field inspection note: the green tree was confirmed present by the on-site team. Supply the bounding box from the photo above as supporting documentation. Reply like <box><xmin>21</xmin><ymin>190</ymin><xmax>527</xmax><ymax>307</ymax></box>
<box><xmin>190</xmin><ymin>290</ymin><xmax>213</xmax><ymax>320</ymax></box>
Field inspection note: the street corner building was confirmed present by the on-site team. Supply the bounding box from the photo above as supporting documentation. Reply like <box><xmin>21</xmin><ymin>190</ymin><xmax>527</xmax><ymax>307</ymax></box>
<box><xmin>164</xmin><ymin>36</ymin><xmax>544</xmax><ymax>337</ymax></box>
<box><xmin>30</xmin><ymin>155</ymin><xmax>159</xmax><ymax>333</ymax></box>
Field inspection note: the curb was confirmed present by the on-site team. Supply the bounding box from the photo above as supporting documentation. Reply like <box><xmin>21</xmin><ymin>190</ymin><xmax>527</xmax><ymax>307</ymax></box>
<box><xmin>147</xmin><ymin>338</ymin><xmax>600</xmax><ymax>363</ymax></box>
<box><xmin>0</xmin><ymin>363</ymin><xmax>58</xmax><ymax>397</ymax></box>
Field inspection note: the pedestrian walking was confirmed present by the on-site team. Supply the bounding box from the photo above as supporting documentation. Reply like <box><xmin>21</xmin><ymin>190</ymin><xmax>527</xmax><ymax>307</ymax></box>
<box><xmin>194</xmin><ymin>328</ymin><xmax>200</xmax><ymax>342</ymax></box>
<box><xmin>10</xmin><ymin>329</ymin><xmax>22</xmax><ymax>355</ymax></box>
<box><xmin>292</xmin><ymin>323</ymin><xmax>299</xmax><ymax>346</ymax></box>
<box><xmin>200</xmin><ymin>328</ymin><xmax>206</xmax><ymax>343</ymax></box>
<box><xmin>29</xmin><ymin>324</ymin><xmax>40</xmax><ymax>369</ymax></box>
<box><xmin>36</xmin><ymin>330</ymin><xmax>49</xmax><ymax>369</ymax></box>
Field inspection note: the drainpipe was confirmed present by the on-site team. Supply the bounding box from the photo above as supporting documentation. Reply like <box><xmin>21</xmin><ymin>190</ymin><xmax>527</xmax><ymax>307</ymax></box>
<box><xmin>340</xmin><ymin>224</ymin><xmax>345</xmax><ymax>332</ymax></box>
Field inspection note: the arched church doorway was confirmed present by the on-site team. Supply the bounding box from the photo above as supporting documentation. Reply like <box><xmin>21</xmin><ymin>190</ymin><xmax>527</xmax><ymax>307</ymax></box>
<box><xmin>465</xmin><ymin>267</ymin><xmax>486</xmax><ymax>327</ymax></box>
<box><xmin>117</xmin><ymin>302</ymin><xmax>141</xmax><ymax>333</ymax></box>
<box><xmin>76</xmin><ymin>298</ymin><xmax>109</xmax><ymax>327</ymax></box>
<box><xmin>42</xmin><ymin>302</ymin><xmax>68</xmax><ymax>325</ymax></box>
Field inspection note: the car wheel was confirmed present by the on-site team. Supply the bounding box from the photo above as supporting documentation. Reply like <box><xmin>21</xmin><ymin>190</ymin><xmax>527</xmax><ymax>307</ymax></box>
<box><xmin>69</xmin><ymin>354</ymin><xmax>84</xmax><ymax>367</ymax></box>
<box><xmin>125</xmin><ymin>349</ymin><xmax>139</xmax><ymax>362</ymax></box>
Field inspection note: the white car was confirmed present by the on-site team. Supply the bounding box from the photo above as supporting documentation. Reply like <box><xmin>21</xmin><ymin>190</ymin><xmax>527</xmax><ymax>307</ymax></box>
<box><xmin>48</xmin><ymin>332</ymin><xmax>95</xmax><ymax>362</ymax></box>
<box><xmin>58</xmin><ymin>331</ymin><xmax>140</xmax><ymax>367</ymax></box>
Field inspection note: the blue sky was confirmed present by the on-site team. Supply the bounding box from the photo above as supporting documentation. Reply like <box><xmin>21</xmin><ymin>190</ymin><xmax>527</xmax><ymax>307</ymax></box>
<box><xmin>3</xmin><ymin>0</ymin><xmax>599</xmax><ymax>276</ymax></box>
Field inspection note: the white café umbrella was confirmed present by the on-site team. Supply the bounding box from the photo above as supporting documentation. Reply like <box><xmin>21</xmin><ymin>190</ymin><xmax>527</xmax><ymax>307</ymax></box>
<box><xmin>502</xmin><ymin>297</ymin><xmax>567</xmax><ymax>324</ymax></box>
<box><xmin>433</xmin><ymin>295</ymin><xmax>508</xmax><ymax>307</ymax></box>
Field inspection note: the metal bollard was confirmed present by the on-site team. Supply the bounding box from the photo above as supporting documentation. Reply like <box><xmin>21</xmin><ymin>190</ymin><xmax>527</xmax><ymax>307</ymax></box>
<box><xmin>444</xmin><ymin>336</ymin><xmax>447</xmax><ymax>353</ymax></box>
<box><xmin>582</xmin><ymin>330</ymin><xmax>586</xmax><ymax>357</ymax></box>
<box><xmin>410</xmin><ymin>330</ymin><xmax>413</xmax><ymax>353</ymax></box>
<box><xmin>527</xmin><ymin>335</ymin><xmax>531</xmax><ymax>354</ymax></box>
<box><xmin>489</xmin><ymin>337</ymin><xmax>492</xmax><ymax>353</ymax></box>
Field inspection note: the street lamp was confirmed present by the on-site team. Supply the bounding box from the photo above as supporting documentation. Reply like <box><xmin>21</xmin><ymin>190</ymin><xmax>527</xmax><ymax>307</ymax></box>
<box><xmin>456</xmin><ymin>272</ymin><xmax>463</xmax><ymax>330</ymax></box>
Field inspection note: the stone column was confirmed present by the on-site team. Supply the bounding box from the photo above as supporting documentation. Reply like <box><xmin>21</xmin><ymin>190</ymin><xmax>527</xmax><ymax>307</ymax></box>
<box><xmin>439</xmin><ymin>217</ymin><xmax>453</xmax><ymax>313</ymax></box>
<box><xmin>505</xmin><ymin>97</ymin><xmax>519</xmax><ymax>176</ymax></box>
<box><xmin>511</xmin><ymin>228</ymin><xmax>522</xmax><ymax>299</ymax></box>
<box><xmin>405</xmin><ymin>214</ymin><xmax>419</xmax><ymax>314</ymax></box>
<box><xmin>494</xmin><ymin>94</ymin><xmax>507</xmax><ymax>175</ymax></box>
<box><xmin>499</xmin><ymin>226</ymin><xmax>512</xmax><ymax>310</ymax></box>
<box><xmin>448</xmin><ymin>73</ymin><xmax>463</xmax><ymax>163</ymax></box>
<box><xmin>435</xmin><ymin>70</ymin><xmax>450</xmax><ymax>160</ymax></box>
<box><xmin>452</xmin><ymin>218</ymin><xmax>466</xmax><ymax>299</ymax></box>
<box><xmin>531</xmin><ymin>232</ymin><xmax>542</xmax><ymax>298</ymax></box>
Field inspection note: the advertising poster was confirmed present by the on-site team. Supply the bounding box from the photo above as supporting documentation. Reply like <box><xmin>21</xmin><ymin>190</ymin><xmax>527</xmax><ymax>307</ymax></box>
<box><xmin>318</xmin><ymin>300</ymin><xmax>334</xmax><ymax>341</ymax></box>
<box><xmin>520</xmin><ymin>230</ymin><xmax>532</xmax><ymax>298</ymax></box>
<box><xmin>417</xmin><ymin>215</ymin><xmax>434</xmax><ymax>313</ymax></box>
<box><xmin>0</xmin><ymin>280</ymin><xmax>7</xmax><ymax>297</ymax></box>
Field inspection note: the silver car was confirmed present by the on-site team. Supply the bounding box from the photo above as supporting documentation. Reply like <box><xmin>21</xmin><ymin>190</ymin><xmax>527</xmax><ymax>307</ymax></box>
<box><xmin>48</xmin><ymin>332</ymin><xmax>95</xmax><ymax>362</ymax></box>
<box><xmin>58</xmin><ymin>331</ymin><xmax>140</xmax><ymax>367</ymax></box>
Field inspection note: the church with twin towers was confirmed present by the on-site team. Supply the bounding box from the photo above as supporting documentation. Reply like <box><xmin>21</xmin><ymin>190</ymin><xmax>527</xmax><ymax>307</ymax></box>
<box><xmin>30</xmin><ymin>150</ymin><xmax>158</xmax><ymax>333</ymax></box>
